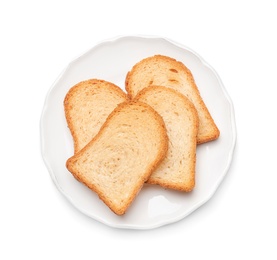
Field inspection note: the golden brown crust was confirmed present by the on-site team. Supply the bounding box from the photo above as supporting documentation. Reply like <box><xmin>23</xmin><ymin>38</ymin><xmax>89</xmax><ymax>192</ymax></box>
<box><xmin>125</xmin><ymin>54</ymin><xmax>220</xmax><ymax>144</ymax></box>
<box><xmin>66</xmin><ymin>101</ymin><xmax>168</xmax><ymax>215</ymax></box>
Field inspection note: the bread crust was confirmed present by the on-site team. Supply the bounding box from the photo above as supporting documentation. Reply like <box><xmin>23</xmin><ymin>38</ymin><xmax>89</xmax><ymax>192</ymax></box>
<box><xmin>125</xmin><ymin>54</ymin><xmax>220</xmax><ymax>144</ymax></box>
<box><xmin>135</xmin><ymin>86</ymin><xmax>198</xmax><ymax>191</ymax></box>
<box><xmin>66</xmin><ymin>101</ymin><xmax>168</xmax><ymax>215</ymax></box>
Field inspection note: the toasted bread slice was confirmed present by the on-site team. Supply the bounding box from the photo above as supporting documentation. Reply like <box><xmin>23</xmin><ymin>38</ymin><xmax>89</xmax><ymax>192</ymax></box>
<box><xmin>125</xmin><ymin>55</ymin><xmax>219</xmax><ymax>144</ymax></box>
<box><xmin>135</xmin><ymin>86</ymin><xmax>198</xmax><ymax>191</ymax></box>
<box><xmin>66</xmin><ymin>101</ymin><xmax>168</xmax><ymax>215</ymax></box>
<box><xmin>64</xmin><ymin>79</ymin><xmax>128</xmax><ymax>153</ymax></box>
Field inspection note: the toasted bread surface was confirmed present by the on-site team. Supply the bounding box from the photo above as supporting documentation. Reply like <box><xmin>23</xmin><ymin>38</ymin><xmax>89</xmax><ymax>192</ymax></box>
<box><xmin>64</xmin><ymin>79</ymin><xmax>128</xmax><ymax>153</ymax></box>
<box><xmin>66</xmin><ymin>101</ymin><xmax>168</xmax><ymax>215</ymax></box>
<box><xmin>135</xmin><ymin>86</ymin><xmax>198</xmax><ymax>191</ymax></box>
<box><xmin>125</xmin><ymin>55</ymin><xmax>219</xmax><ymax>144</ymax></box>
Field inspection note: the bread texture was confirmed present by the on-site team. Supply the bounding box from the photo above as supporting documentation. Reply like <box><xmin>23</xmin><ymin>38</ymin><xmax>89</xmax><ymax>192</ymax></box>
<box><xmin>135</xmin><ymin>86</ymin><xmax>198</xmax><ymax>191</ymax></box>
<box><xmin>64</xmin><ymin>79</ymin><xmax>128</xmax><ymax>153</ymax></box>
<box><xmin>125</xmin><ymin>55</ymin><xmax>220</xmax><ymax>144</ymax></box>
<box><xmin>66</xmin><ymin>101</ymin><xmax>168</xmax><ymax>215</ymax></box>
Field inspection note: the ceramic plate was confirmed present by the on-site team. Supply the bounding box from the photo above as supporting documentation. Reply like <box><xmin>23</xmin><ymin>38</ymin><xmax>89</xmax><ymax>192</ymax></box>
<box><xmin>40</xmin><ymin>35</ymin><xmax>236</xmax><ymax>229</ymax></box>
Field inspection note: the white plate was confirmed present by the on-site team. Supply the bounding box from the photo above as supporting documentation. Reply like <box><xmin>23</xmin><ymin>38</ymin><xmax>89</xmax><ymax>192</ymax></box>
<box><xmin>40</xmin><ymin>35</ymin><xmax>236</xmax><ymax>229</ymax></box>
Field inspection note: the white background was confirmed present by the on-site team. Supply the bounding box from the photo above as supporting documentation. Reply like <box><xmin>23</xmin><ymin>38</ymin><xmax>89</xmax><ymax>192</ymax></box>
<box><xmin>1</xmin><ymin>0</ymin><xmax>276</xmax><ymax>259</ymax></box>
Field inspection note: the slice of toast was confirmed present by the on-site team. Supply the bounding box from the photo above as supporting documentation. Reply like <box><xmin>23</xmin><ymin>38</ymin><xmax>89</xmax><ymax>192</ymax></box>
<box><xmin>135</xmin><ymin>86</ymin><xmax>198</xmax><ymax>191</ymax></box>
<box><xmin>66</xmin><ymin>101</ymin><xmax>168</xmax><ymax>215</ymax></box>
<box><xmin>64</xmin><ymin>79</ymin><xmax>128</xmax><ymax>153</ymax></box>
<box><xmin>125</xmin><ymin>55</ymin><xmax>219</xmax><ymax>144</ymax></box>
